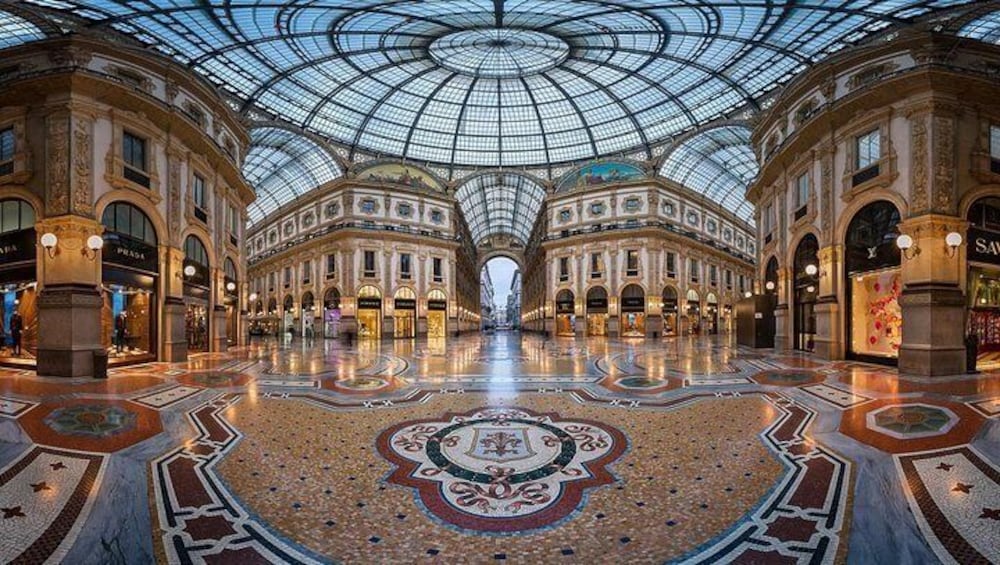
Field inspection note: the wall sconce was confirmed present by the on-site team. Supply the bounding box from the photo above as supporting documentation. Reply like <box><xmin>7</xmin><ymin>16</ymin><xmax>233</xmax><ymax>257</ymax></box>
<box><xmin>744</xmin><ymin>291</ymin><xmax>753</xmax><ymax>298</ymax></box>
<box><xmin>765</xmin><ymin>280</ymin><xmax>776</xmax><ymax>291</ymax></box>
<box><xmin>249</xmin><ymin>292</ymin><xmax>258</xmax><ymax>302</ymax></box>
<box><xmin>40</xmin><ymin>232</ymin><xmax>58</xmax><ymax>258</ymax></box>
<box><xmin>945</xmin><ymin>231</ymin><xmax>963</xmax><ymax>258</ymax></box>
<box><xmin>896</xmin><ymin>234</ymin><xmax>920</xmax><ymax>260</ymax></box>
<box><xmin>82</xmin><ymin>235</ymin><xmax>104</xmax><ymax>260</ymax></box>
<box><xmin>806</xmin><ymin>285</ymin><xmax>816</xmax><ymax>293</ymax></box>
<box><xmin>226</xmin><ymin>281</ymin><xmax>236</xmax><ymax>292</ymax></box>
<box><xmin>183</xmin><ymin>264</ymin><xmax>196</xmax><ymax>277</ymax></box>
<box><xmin>804</xmin><ymin>264</ymin><xmax>818</xmax><ymax>276</ymax></box>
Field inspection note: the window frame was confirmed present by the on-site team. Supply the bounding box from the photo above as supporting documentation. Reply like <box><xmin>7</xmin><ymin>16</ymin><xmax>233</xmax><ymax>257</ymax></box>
<box><xmin>855</xmin><ymin>129</ymin><xmax>881</xmax><ymax>170</ymax></box>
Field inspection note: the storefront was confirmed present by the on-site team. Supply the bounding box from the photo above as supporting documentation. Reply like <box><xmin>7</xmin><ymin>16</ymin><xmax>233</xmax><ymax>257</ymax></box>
<box><xmin>282</xmin><ymin>295</ymin><xmax>294</xmax><ymax>337</ymax></box>
<box><xmin>183</xmin><ymin>235</ymin><xmax>212</xmax><ymax>354</ymax></box>
<box><xmin>555</xmin><ymin>289</ymin><xmax>575</xmax><ymax>337</ymax></box>
<box><xmin>705</xmin><ymin>293</ymin><xmax>719</xmax><ymax>335</ymax></box>
<box><xmin>620</xmin><ymin>284</ymin><xmax>646</xmax><ymax>337</ymax></box>
<box><xmin>324</xmin><ymin>288</ymin><xmax>342</xmax><ymax>338</ymax></box>
<box><xmin>0</xmin><ymin>198</ymin><xmax>37</xmax><ymax>366</ymax></box>
<box><xmin>260</xmin><ymin>297</ymin><xmax>279</xmax><ymax>336</ymax></box>
<box><xmin>394</xmin><ymin>288</ymin><xmax>416</xmax><ymax>339</ymax></box>
<box><xmin>101</xmin><ymin>202</ymin><xmax>159</xmax><ymax>365</ymax></box>
<box><xmin>223</xmin><ymin>258</ymin><xmax>238</xmax><ymax>346</ymax></box>
<box><xmin>793</xmin><ymin>234</ymin><xmax>819</xmax><ymax>352</ymax></box>
<box><xmin>427</xmin><ymin>289</ymin><xmax>447</xmax><ymax>338</ymax></box>
<box><xmin>357</xmin><ymin>285</ymin><xmax>382</xmax><ymax>339</ymax></box>
<box><xmin>301</xmin><ymin>291</ymin><xmax>316</xmax><ymax>338</ymax></box>
<box><xmin>661</xmin><ymin>286</ymin><xmax>678</xmax><ymax>337</ymax></box>
<box><xmin>686</xmin><ymin>289</ymin><xmax>701</xmax><ymax>335</ymax></box>
<box><xmin>585</xmin><ymin>287</ymin><xmax>608</xmax><ymax>336</ymax></box>
<box><xmin>845</xmin><ymin>201</ymin><xmax>902</xmax><ymax>364</ymax></box>
<box><xmin>966</xmin><ymin>196</ymin><xmax>1000</xmax><ymax>369</ymax></box>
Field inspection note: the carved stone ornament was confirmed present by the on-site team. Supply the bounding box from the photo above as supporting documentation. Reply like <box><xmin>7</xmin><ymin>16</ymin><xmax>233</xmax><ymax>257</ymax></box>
<box><xmin>910</xmin><ymin>115</ymin><xmax>929</xmax><ymax>214</ymax></box>
<box><xmin>820</xmin><ymin>149</ymin><xmax>833</xmax><ymax>236</ymax></box>
<box><xmin>47</xmin><ymin>46</ymin><xmax>92</xmax><ymax>67</ymax></box>
<box><xmin>71</xmin><ymin>117</ymin><xmax>94</xmax><ymax>217</ymax></box>
<box><xmin>932</xmin><ymin>115</ymin><xmax>955</xmax><ymax>213</ymax></box>
<box><xmin>848</xmin><ymin>63</ymin><xmax>900</xmax><ymax>91</ymax></box>
<box><xmin>46</xmin><ymin>113</ymin><xmax>70</xmax><ymax>216</ymax></box>
<box><xmin>168</xmin><ymin>154</ymin><xmax>182</xmax><ymax>240</ymax></box>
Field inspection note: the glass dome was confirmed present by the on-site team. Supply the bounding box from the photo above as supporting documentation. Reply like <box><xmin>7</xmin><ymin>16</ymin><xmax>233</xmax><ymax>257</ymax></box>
<box><xmin>16</xmin><ymin>0</ymin><xmax>980</xmax><ymax>169</ymax></box>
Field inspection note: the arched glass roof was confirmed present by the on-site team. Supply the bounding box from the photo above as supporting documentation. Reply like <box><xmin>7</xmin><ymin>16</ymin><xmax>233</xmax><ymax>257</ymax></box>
<box><xmin>0</xmin><ymin>9</ymin><xmax>46</xmax><ymax>50</ymax></box>
<box><xmin>958</xmin><ymin>10</ymin><xmax>1000</xmax><ymax>44</ymax></box>
<box><xmin>659</xmin><ymin>125</ymin><xmax>758</xmax><ymax>223</ymax></box>
<box><xmin>17</xmin><ymin>0</ymin><xmax>979</xmax><ymax>170</ymax></box>
<box><xmin>243</xmin><ymin>127</ymin><xmax>342</xmax><ymax>225</ymax></box>
<box><xmin>455</xmin><ymin>173</ymin><xmax>546</xmax><ymax>246</ymax></box>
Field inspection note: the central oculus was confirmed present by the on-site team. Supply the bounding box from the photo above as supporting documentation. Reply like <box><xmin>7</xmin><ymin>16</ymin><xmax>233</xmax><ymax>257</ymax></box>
<box><xmin>428</xmin><ymin>28</ymin><xmax>570</xmax><ymax>78</ymax></box>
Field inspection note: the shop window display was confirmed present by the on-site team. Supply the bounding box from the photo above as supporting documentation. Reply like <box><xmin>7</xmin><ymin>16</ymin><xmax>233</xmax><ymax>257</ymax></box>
<box><xmin>324</xmin><ymin>288</ymin><xmax>342</xmax><ymax>338</ymax></box>
<box><xmin>620</xmin><ymin>284</ymin><xmax>646</xmax><ymax>337</ymax></box>
<box><xmin>661</xmin><ymin>287</ymin><xmax>678</xmax><ymax>337</ymax></box>
<box><xmin>555</xmin><ymin>289</ymin><xmax>575</xmax><ymax>337</ymax></box>
<box><xmin>585</xmin><ymin>287</ymin><xmax>608</xmax><ymax>336</ymax></box>
<box><xmin>966</xmin><ymin>197</ymin><xmax>1000</xmax><ymax>368</ymax></box>
<box><xmin>357</xmin><ymin>285</ymin><xmax>382</xmax><ymax>339</ymax></box>
<box><xmin>1</xmin><ymin>284</ymin><xmax>37</xmax><ymax>362</ymax></box>
<box><xmin>844</xmin><ymin>201</ymin><xmax>902</xmax><ymax>362</ymax></box>
<box><xmin>101</xmin><ymin>202</ymin><xmax>159</xmax><ymax>364</ymax></box>
<box><xmin>427</xmin><ymin>289</ymin><xmax>447</xmax><ymax>338</ymax></box>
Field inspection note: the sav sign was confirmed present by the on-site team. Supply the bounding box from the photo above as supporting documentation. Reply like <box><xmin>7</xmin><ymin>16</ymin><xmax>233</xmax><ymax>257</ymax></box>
<box><xmin>968</xmin><ymin>227</ymin><xmax>1000</xmax><ymax>266</ymax></box>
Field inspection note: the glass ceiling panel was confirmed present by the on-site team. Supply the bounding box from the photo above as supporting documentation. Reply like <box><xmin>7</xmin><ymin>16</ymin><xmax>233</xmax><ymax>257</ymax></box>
<box><xmin>958</xmin><ymin>10</ymin><xmax>1000</xmax><ymax>44</ymax></box>
<box><xmin>15</xmin><ymin>0</ymin><xmax>982</xmax><ymax>172</ymax></box>
<box><xmin>243</xmin><ymin>127</ymin><xmax>343</xmax><ymax>226</ymax></box>
<box><xmin>659</xmin><ymin>125</ymin><xmax>758</xmax><ymax>225</ymax></box>
<box><xmin>0</xmin><ymin>9</ymin><xmax>47</xmax><ymax>49</ymax></box>
<box><xmin>455</xmin><ymin>173</ymin><xmax>546</xmax><ymax>246</ymax></box>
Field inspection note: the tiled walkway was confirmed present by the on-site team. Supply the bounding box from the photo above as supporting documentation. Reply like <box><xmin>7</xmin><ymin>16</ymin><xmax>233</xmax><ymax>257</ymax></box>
<box><xmin>0</xmin><ymin>333</ymin><xmax>997</xmax><ymax>564</ymax></box>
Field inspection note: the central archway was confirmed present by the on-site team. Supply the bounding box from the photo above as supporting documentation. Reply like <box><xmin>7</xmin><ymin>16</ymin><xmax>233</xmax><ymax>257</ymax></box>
<box><xmin>480</xmin><ymin>256</ymin><xmax>521</xmax><ymax>331</ymax></box>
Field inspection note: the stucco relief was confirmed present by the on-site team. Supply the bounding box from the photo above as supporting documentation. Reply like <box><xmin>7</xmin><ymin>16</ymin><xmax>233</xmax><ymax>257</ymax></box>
<box><xmin>932</xmin><ymin>115</ymin><xmax>955</xmax><ymax>213</ymax></box>
<box><xmin>46</xmin><ymin>113</ymin><xmax>70</xmax><ymax>216</ymax></box>
<box><xmin>910</xmin><ymin>114</ymin><xmax>928</xmax><ymax>214</ymax></box>
<box><xmin>71</xmin><ymin>117</ymin><xmax>94</xmax><ymax>217</ymax></box>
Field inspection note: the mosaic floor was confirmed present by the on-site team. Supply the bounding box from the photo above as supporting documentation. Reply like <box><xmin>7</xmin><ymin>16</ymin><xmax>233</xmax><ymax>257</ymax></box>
<box><xmin>0</xmin><ymin>333</ymin><xmax>997</xmax><ymax>564</ymax></box>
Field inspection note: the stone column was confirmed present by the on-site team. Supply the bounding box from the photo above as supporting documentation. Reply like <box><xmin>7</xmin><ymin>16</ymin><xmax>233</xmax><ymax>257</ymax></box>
<box><xmin>773</xmin><ymin>266</ymin><xmax>790</xmax><ymax>351</ymax></box>
<box><xmin>161</xmin><ymin>246</ymin><xmax>187</xmax><ymax>362</ymax></box>
<box><xmin>897</xmin><ymin>214</ymin><xmax>967</xmax><ymax>375</ymax></box>
<box><xmin>813</xmin><ymin>245</ymin><xmax>843</xmax><ymax>360</ymax></box>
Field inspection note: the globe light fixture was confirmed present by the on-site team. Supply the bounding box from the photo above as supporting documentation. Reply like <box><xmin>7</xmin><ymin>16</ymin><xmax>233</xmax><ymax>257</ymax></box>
<box><xmin>744</xmin><ymin>291</ymin><xmax>753</xmax><ymax>298</ymax></box>
<box><xmin>40</xmin><ymin>232</ymin><xmax>58</xmax><ymax>257</ymax></box>
<box><xmin>226</xmin><ymin>281</ymin><xmax>237</xmax><ymax>292</ymax></box>
<box><xmin>183</xmin><ymin>264</ymin><xmax>196</xmax><ymax>277</ymax></box>
<box><xmin>896</xmin><ymin>234</ymin><xmax>920</xmax><ymax>259</ymax></box>
<box><xmin>805</xmin><ymin>264</ymin><xmax>818</xmax><ymax>276</ymax></box>
<box><xmin>765</xmin><ymin>280</ymin><xmax>775</xmax><ymax>291</ymax></box>
<box><xmin>82</xmin><ymin>234</ymin><xmax>104</xmax><ymax>260</ymax></box>
<box><xmin>945</xmin><ymin>231</ymin><xmax>963</xmax><ymax>257</ymax></box>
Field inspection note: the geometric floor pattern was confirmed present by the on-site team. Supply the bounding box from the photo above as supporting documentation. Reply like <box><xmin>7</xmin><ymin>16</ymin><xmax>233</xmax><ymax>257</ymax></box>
<box><xmin>0</xmin><ymin>333</ymin><xmax>997</xmax><ymax>563</ymax></box>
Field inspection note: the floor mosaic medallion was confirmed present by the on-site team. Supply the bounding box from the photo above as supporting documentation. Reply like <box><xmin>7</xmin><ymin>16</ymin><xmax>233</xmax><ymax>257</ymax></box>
<box><xmin>377</xmin><ymin>406</ymin><xmax>627</xmax><ymax>532</ymax></box>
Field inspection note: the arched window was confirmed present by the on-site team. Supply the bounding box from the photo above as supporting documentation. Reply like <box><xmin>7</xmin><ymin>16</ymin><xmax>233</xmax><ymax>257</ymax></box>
<box><xmin>0</xmin><ymin>199</ymin><xmax>35</xmax><ymax>234</ymax></box>
<box><xmin>324</xmin><ymin>287</ymin><xmax>341</xmax><ymax>309</ymax></box>
<box><xmin>102</xmin><ymin>202</ymin><xmax>156</xmax><ymax>246</ymax></box>
<box><xmin>183</xmin><ymin>235</ymin><xmax>210</xmax><ymax>288</ymax></box>
<box><xmin>301</xmin><ymin>291</ymin><xmax>314</xmax><ymax>311</ymax></box>
<box><xmin>224</xmin><ymin>257</ymin><xmax>237</xmax><ymax>280</ymax></box>
<box><xmin>845</xmin><ymin>201</ymin><xmax>901</xmax><ymax>275</ymax></box>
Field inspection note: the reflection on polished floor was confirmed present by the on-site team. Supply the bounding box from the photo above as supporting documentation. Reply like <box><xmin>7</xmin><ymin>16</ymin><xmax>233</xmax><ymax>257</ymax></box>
<box><xmin>0</xmin><ymin>333</ymin><xmax>998</xmax><ymax>564</ymax></box>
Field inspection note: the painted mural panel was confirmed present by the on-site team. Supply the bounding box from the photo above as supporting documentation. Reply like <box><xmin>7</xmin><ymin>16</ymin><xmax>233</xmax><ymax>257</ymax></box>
<box><xmin>356</xmin><ymin>163</ymin><xmax>443</xmax><ymax>192</ymax></box>
<box><xmin>556</xmin><ymin>162</ymin><xmax>645</xmax><ymax>192</ymax></box>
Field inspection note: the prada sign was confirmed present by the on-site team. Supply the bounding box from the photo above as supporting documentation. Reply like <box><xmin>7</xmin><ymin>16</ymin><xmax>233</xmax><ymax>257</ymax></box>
<box><xmin>586</xmin><ymin>298</ymin><xmax>608</xmax><ymax>312</ymax></box>
<box><xmin>621</xmin><ymin>297</ymin><xmax>645</xmax><ymax>312</ymax></box>
<box><xmin>0</xmin><ymin>228</ymin><xmax>35</xmax><ymax>264</ymax></box>
<box><xmin>358</xmin><ymin>297</ymin><xmax>382</xmax><ymax>309</ymax></box>
<box><xmin>969</xmin><ymin>227</ymin><xmax>1000</xmax><ymax>266</ymax></box>
<box><xmin>394</xmin><ymin>298</ymin><xmax>416</xmax><ymax>310</ymax></box>
<box><xmin>556</xmin><ymin>300</ymin><xmax>574</xmax><ymax>314</ymax></box>
<box><xmin>104</xmin><ymin>234</ymin><xmax>158</xmax><ymax>274</ymax></box>
<box><xmin>428</xmin><ymin>299</ymin><xmax>447</xmax><ymax>311</ymax></box>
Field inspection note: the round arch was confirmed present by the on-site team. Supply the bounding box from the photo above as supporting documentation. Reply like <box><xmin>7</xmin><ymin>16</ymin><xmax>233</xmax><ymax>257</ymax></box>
<box><xmin>959</xmin><ymin>184</ymin><xmax>1000</xmax><ymax>219</ymax></box>
<box><xmin>844</xmin><ymin>200</ymin><xmax>903</xmax><ymax>363</ymax></box>
<box><xmin>0</xmin><ymin>187</ymin><xmax>44</xmax><ymax>221</ymax></box>
<box><xmin>356</xmin><ymin>285</ymin><xmax>383</xmax><ymax>339</ymax></box>
<box><xmin>94</xmin><ymin>191</ymin><xmax>167</xmax><ymax>247</ymax></box>
<box><xmin>585</xmin><ymin>286</ymin><xmax>609</xmax><ymax>337</ymax></box>
<box><xmin>834</xmin><ymin>189</ymin><xmax>908</xmax><ymax>247</ymax></box>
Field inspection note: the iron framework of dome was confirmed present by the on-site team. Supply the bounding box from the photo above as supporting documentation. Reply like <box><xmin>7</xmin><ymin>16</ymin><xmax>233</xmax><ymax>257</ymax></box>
<box><xmin>3</xmin><ymin>0</ymin><xmax>995</xmax><ymax>231</ymax></box>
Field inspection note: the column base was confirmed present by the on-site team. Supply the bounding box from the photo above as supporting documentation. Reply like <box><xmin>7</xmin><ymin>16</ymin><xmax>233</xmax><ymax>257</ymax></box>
<box><xmin>36</xmin><ymin>284</ymin><xmax>103</xmax><ymax>378</ymax></box>
<box><xmin>899</xmin><ymin>283</ymin><xmax>967</xmax><ymax>376</ymax></box>
<box><xmin>162</xmin><ymin>297</ymin><xmax>187</xmax><ymax>363</ymax></box>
